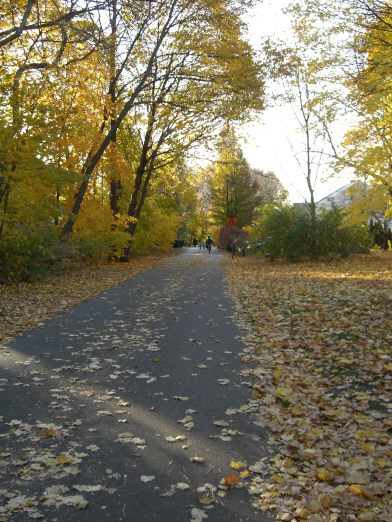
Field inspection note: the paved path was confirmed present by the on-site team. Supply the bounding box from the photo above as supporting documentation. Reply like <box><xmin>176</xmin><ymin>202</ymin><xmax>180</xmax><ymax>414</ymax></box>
<box><xmin>0</xmin><ymin>248</ymin><xmax>274</xmax><ymax>521</ymax></box>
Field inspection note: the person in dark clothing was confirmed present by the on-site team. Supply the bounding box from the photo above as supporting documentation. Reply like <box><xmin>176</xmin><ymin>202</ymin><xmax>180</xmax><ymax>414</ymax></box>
<box><xmin>205</xmin><ymin>235</ymin><xmax>213</xmax><ymax>253</ymax></box>
<box><xmin>193</xmin><ymin>238</ymin><xmax>197</xmax><ymax>247</ymax></box>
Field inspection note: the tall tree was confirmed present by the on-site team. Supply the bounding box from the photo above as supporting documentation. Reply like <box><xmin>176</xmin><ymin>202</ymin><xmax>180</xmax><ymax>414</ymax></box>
<box><xmin>250</xmin><ymin>169</ymin><xmax>288</xmax><ymax>207</ymax></box>
<box><xmin>208</xmin><ymin>128</ymin><xmax>261</xmax><ymax>228</ymax></box>
<box><xmin>113</xmin><ymin>0</ymin><xmax>265</xmax><ymax>258</ymax></box>
<box><xmin>286</xmin><ymin>0</ymin><xmax>392</xmax><ymax>202</ymax></box>
<box><xmin>61</xmin><ymin>0</ymin><xmax>181</xmax><ymax>236</ymax></box>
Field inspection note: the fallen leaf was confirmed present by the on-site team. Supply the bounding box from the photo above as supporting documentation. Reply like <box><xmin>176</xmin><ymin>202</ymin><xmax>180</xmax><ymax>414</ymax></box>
<box><xmin>230</xmin><ymin>460</ymin><xmax>247</xmax><ymax>470</ymax></box>
<box><xmin>197</xmin><ymin>492</ymin><xmax>215</xmax><ymax>504</ymax></box>
<box><xmin>224</xmin><ymin>474</ymin><xmax>240</xmax><ymax>488</ymax></box>
<box><xmin>73</xmin><ymin>485</ymin><xmax>104</xmax><ymax>492</ymax></box>
<box><xmin>165</xmin><ymin>435</ymin><xmax>186</xmax><ymax>443</ymax></box>
<box><xmin>190</xmin><ymin>457</ymin><xmax>204</xmax><ymax>463</ymax></box>
<box><xmin>56</xmin><ymin>454</ymin><xmax>74</xmax><ymax>464</ymax></box>
<box><xmin>140</xmin><ymin>475</ymin><xmax>155</xmax><ymax>483</ymax></box>
<box><xmin>176</xmin><ymin>483</ymin><xmax>190</xmax><ymax>490</ymax></box>
<box><xmin>191</xmin><ymin>508</ymin><xmax>208</xmax><ymax>521</ymax></box>
<box><xmin>160</xmin><ymin>489</ymin><xmax>177</xmax><ymax>498</ymax></box>
<box><xmin>213</xmin><ymin>420</ymin><xmax>229</xmax><ymax>427</ymax></box>
<box><xmin>350</xmin><ymin>484</ymin><xmax>374</xmax><ymax>500</ymax></box>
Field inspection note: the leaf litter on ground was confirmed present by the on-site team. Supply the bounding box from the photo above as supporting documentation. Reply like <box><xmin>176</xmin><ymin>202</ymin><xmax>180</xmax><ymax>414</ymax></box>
<box><xmin>0</xmin><ymin>253</ymin><xmax>176</xmax><ymax>343</ymax></box>
<box><xmin>224</xmin><ymin>251</ymin><xmax>392</xmax><ymax>522</ymax></box>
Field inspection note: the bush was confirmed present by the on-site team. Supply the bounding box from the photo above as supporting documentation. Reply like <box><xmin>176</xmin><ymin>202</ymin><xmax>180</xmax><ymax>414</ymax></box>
<box><xmin>71</xmin><ymin>198</ymin><xmax>133</xmax><ymax>259</ymax></box>
<box><xmin>0</xmin><ymin>223</ymin><xmax>79</xmax><ymax>281</ymax></box>
<box><xmin>131</xmin><ymin>199</ymin><xmax>180</xmax><ymax>255</ymax></box>
<box><xmin>250</xmin><ymin>204</ymin><xmax>370</xmax><ymax>262</ymax></box>
<box><xmin>217</xmin><ymin>226</ymin><xmax>247</xmax><ymax>249</ymax></box>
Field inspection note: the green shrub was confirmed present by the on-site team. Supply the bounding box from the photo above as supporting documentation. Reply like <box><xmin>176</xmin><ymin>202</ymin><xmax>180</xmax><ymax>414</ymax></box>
<box><xmin>251</xmin><ymin>204</ymin><xmax>370</xmax><ymax>262</ymax></box>
<box><xmin>0</xmin><ymin>223</ymin><xmax>78</xmax><ymax>281</ymax></box>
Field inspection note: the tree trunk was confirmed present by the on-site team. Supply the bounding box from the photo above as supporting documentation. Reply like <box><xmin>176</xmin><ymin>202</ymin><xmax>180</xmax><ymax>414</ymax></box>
<box><xmin>61</xmin><ymin>6</ymin><xmax>175</xmax><ymax>238</ymax></box>
<box><xmin>108</xmin><ymin>0</ymin><xmax>122</xmax><ymax>219</ymax></box>
<box><xmin>121</xmin><ymin>164</ymin><xmax>154</xmax><ymax>260</ymax></box>
<box><xmin>120</xmin><ymin>116</ymin><xmax>168</xmax><ymax>261</ymax></box>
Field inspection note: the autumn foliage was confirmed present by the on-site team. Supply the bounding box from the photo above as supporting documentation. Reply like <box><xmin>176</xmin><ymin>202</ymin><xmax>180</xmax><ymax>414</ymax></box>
<box><xmin>249</xmin><ymin>204</ymin><xmax>371</xmax><ymax>262</ymax></box>
<box><xmin>0</xmin><ymin>0</ymin><xmax>265</xmax><ymax>280</ymax></box>
<box><xmin>225</xmin><ymin>250</ymin><xmax>392</xmax><ymax>521</ymax></box>
<box><xmin>217</xmin><ymin>226</ymin><xmax>247</xmax><ymax>250</ymax></box>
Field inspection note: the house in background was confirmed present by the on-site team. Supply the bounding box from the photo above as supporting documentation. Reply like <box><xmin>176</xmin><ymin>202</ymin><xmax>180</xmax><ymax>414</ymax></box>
<box><xmin>316</xmin><ymin>182</ymin><xmax>367</xmax><ymax>211</ymax></box>
<box><xmin>316</xmin><ymin>181</ymin><xmax>392</xmax><ymax>249</ymax></box>
<box><xmin>292</xmin><ymin>182</ymin><xmax>363</xmax><ymax>211</ymax></box>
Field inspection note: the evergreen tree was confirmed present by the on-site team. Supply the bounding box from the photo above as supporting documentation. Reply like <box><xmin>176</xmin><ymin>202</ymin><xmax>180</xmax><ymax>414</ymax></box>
<box><xmin>208</xmin><ymin>128</ymin><xmax>261</xmax><ymax>228</ymax></box>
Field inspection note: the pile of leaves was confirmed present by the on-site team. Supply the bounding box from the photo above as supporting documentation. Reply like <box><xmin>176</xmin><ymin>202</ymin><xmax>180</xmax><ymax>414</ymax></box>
<box><xmin>0</xmin><ymin>254</ymin><xmax>176</xmax><ymax>342</ymax></box>
<box><xmin>225</xmin><ymin>251</ymin><xmax>392</xmax><ymax>522</ymax></box>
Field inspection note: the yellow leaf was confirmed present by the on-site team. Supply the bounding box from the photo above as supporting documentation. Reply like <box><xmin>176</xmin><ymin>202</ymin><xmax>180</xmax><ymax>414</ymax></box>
<box><xmin>56</xmin><ymin>454</ymin><xmax>74</xmax><ymax>464</ymax></box>
<box><xmin>374</xmin><ymin>458</ymin><xmax>387</xmax><ymax>468</ymax></box>
<box><xmin>230</xmin><ymin>461</ymin><xmax>246</xmax><ymax>470</ymax></box>
<box><xmin>240</xmin><ymin>470</ymin><xmax>249</xmax><ymax>478</ymax></box>
<box><xmin>190</xmin><ymin>457</ymin><xmax>204</xmax><ymax>463</ymax></box>
<box><xmin>361</xmin><ymin>442</ymin><xmax>375</xmax><ymax>452</ymax></box>
<box><xmin>273</xmin><ymin>367</ymin><xmax>282</xmax><ymax>378</ymax></box>
<box><xmin>37</xmin><ymin>428</ymin><xmax>55</xmax><ymax>437</ymax></box>
<box><xmin>350</xmin><ymin>485</ymin><xmax>374</xmax><ymax>500</ymax></box>
<box><xmin>276</xmin><ymin>386</ymin><xmax>293</xmax><ymax>398</ymax></box>
<box><xmin>317</xmin><ymin>470</ymin><xmax>331</xmax><ymax>481</ymax></box>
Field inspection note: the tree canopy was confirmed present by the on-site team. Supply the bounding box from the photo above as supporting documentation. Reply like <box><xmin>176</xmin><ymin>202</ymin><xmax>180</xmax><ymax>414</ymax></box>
<box><xmin>207</xmin><ymin>127</ymin><xmax>261</xmax><ymax>229</ymax></box>
<box><xmin>0</xmin><ymin>0</ymin><xmax>266</xmax><ymax>277</ymax></box>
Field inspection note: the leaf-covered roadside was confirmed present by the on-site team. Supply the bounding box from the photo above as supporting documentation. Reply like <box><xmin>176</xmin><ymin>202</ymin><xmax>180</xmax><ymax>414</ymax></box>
<box><xmin>0</xmin><ymin>253</ymin><xmax>177</xmax><ymax>343</ymax></box>
<box><xmin>225</xmin><ymin>251</ymin><xmax>392</xmax><ymax>522</ymax></box>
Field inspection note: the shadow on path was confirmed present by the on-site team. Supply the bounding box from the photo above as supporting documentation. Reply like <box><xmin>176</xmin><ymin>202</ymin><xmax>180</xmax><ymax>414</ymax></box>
<box><xmin>0</xmin><ymin>247</ymin><xmax>274</xmax><ymax>521</ymax></box>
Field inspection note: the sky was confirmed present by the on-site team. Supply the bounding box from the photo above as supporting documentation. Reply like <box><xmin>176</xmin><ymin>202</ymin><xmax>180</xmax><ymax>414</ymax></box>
<box><xmin>239</xmin><ymin>0</ymin><xmax>352</xmax><ymax>204</ymax></box>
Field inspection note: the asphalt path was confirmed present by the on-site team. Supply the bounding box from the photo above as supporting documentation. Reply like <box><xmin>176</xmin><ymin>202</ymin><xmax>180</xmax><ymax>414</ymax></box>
<box><xmin>0</xmin><ymin>247</ymin><xmax>275</xmax><ymax>522</ymax></box>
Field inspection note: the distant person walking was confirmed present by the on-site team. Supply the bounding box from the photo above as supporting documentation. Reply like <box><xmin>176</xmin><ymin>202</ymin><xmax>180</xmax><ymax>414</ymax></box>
<box><xmin>193</xmin><ymin>238</ymin><xmax>197</xmax><ymax>248</ymax></box>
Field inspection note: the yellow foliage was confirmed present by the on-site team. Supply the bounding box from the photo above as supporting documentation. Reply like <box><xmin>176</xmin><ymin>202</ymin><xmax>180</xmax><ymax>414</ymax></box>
<box><xmin>132</xmin><ymin>199</ymin><xmax>180</xmax><ymax>254</ymax></box>
<box><xmin>72</xmin><ymin>196</ymin><xmax>135</xmax><ymax>258</ymax></box>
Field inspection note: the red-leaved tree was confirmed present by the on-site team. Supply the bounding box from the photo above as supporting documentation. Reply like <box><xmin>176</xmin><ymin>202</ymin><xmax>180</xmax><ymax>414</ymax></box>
<box><xmin>217</xmin><ymin>226</ymin><xmax>247</xmax><ymax>249</ymax></box>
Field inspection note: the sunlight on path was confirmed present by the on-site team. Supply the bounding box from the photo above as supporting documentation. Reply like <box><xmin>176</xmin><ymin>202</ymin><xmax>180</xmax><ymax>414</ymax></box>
<box><xmin>0</xmin><ymin>246</ymin><xmax>276</xmax><ymax>522</ymax></box>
